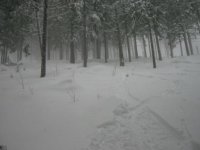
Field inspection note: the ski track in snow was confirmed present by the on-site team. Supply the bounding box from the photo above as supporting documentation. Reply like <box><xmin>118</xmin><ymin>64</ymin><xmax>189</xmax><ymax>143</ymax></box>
<box><xmin>86</xmin><ymin>102</ymin><xmax>198</xmax><ymax>150</ymax></box>
<box><xmin>85</xmin><ymin>57</ymin><xmax>200</xmax><ymax>150</ymax></box>
<box><xmin>86</xmin><ymin>105</ymin><xmax>191</xmax><ymax>150</ymax></box>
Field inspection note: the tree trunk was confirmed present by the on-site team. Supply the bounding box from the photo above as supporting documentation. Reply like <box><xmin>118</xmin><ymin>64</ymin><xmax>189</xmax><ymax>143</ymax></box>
<box><xmin>47</xmin><ymin>37</ymin><xmax>51</xmax><ymax>60</ymax></box>
<box><xmin>40</xmin><ymin>0</ymin><xmax>48</xmax><ymax>78</ymax></box>
<box><xmin>133</xmin><ymin>32</ymin><xmax>138</xmax><ymax>58</ymax></box>
<box><xmin>187</xmin><ymin>32</ymin><xmax>194</xmax><ymax>55</ymax></box>
<box><xmin>1</xmin><ymin>49</ymin><xmax>3</xmax><ymax>64</ymax></box>
<box><xmin>148</xmin><ymin>34</ymin><xmax>152</xmax><ymax>57</ymax></box>
<box><xmin>17</xmin><ymin>38</ymin><xmax>23</xmax><ymax>62</ymax></box>
<box><xmin>179</xmin><ymin>36</ymin><xmax>183</xmax><ymax>56</ymax></box>
<box><xmin>83</xmin><ymin>0</ymin><xmax>87</xmax><ymax>67</ymax></box>
<box><xmin>149</xmin><ymin>25</ymin><xmax>156</xmax><ymax>68</ymax></box>
<box><xmin>59</xmin><ymin>43</ymin><xmax>63</xmax><ymax>60</ymax></box>
<box><xmin>66</xmin><ymin>44</ymin><xmax>69</xmax><ymax>60</ymax></box>
<box><xmin>4</xmin><ymin>47</ymin><xmax>8</xmax><ymax>64</ymax></box>
<box><xmin>126</xmin><ymin>35</ymin><xmax>131</xmax><ymax>62</ymax></box>
<box><xmin>96</xmin><ymin>32</ymin><xmax>101</xmax><ymax>59</ymax></box>
<box><xmin>196</xmin><ymin>10</ymin><xmax>200</xmax><ymax>34</ymax></box>
<box><xmin>125</xmin><ymin>22</ymin><xmax>131</xmax><ymax>62</ymax></box>
<box><xmin>115</xmin><ymin>8</ymin><xmax>124</xmax><ymax>66</ymax></box>
<box><xmin>35</xmin><ymin>10</ymin><xmax>42</xmax><ymax>51</ymax></box>
<box><xmin>154</xmin><ymin>29</ymin><xmax>162</xmax><ymax>60</ymax></box>
<box><xmin>103</xmin><ymin>31</ymin><xmax>108</xmax><ymax>63</ymax></box>
<box><xmin>182</xmin><ymin>27</ymin><xmax>190</xmax><ymax>56</ymax></box>
<box><xmin>168</xmin><ymin>34</ymin><xmax>174</xmax><ymax>58</ymax></box>
<box><xmin>70</xmin><ymin>4</ymin><xmax>75</xmax><ymax>64</ymax></box>
<box><xmin>142</xmin><ymin>35</ymin><xmax>147</xmax><ymax>58</ymax></box>
<box><xmin>70</xmin><ymin>31</ymin><xmax>75</xmax><ymax>63</ymax></box>
<box><xmin>1</xmin><ymin>46</ymin><xmax>6</xmax><ymax>64</ymax></box>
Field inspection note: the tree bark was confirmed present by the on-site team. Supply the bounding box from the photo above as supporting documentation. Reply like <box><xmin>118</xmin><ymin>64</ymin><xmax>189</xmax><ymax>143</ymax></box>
<box><xmin>115</xmin><ymin>8</ymin><xmax>124</xmax><ymax>66</ymax></box>
<box><xmin>168</xmin><ymin>34</ymin><xmax>174</xmax><ymax>58</ymax></box>
<box><xmin>196</xmin><ymin>10</ymin><xmax>200</xmax><ymax>34</ymax></box>
<box><xmin>4</xmin><ymin>47</ymin><xmax>8</xmax><ymax>64</ymax></box>
<box><xmin>96</xmin><ymin>32</ymin><xmax>101</xmax><ymax>59</ymax></box>
<box><xmin>70</xmin><ymin>31</ymin><xmax>75</xmax><ymax>63</ymax></box>
<box><xmin>182</xmin><ymin>27</ymin><xmax>190</xmax><ymax>56</ymax></box>
<box><xmin>103</xmin><ymin>31</ymin><xmax>108</xmax><ymax>63</ymax></box>
<box><xmin>187</xmin><ymin>32</ymin><xmax>193</xmax><ymax>55</ymax></box>
<box><xmin>142</xmin><ymin>35</ymin><xmax>147</xmax><ymax>58</ymax></box>
<box><xmin>1</xmin><ymin>46</ymin><xmax>6</xmax><ymax>64</ymax></box>
<box><xmin>149</xmin><ymin>25</ymin><xmax>156</xmax><ymax>68</ymax></box>
<box><xmin>59</xmin><ymin>42</ymin><xmax>63</xmax><ymax>60</ymax></box>
<box><xmin>179</xmin><ymin>36</ymin><xmax>183</xmax><ymax>56</ymax></box>
<box><xmin>1</xmin><ymin>49</ymin><xmax>3</xmax><ymax>64</ymax></box>
<box><xmin>126</xmin><ymin>35</ymin><xmax>131</xmax><ymax>62</ymax></box>
<box><xmin>35</xmin><ymin>10</ymin><xmax>42</xmax><ymax>51</ymax></box>
<box><xmin>154</xmin><ymin>29</ymin><xmax>162</xmax><ymax>60</ymax></box>
<box><xmin>47</xmin><ymin>37</ymin><xmax>51</xmax><ymax>60</ymax></box>
<box><xmin>40</xmin><ymin>0</ymin><xmax>48</xmax><ymax>78</ymax></box>
<box><xmin>83</xmin><ymin>0</ymin><xmax>88</xmax><ymax>67</ymax></box>
<box><xmin>133</xmin><ymin>32</ymin><xmax>138</xmax><ymax>58</ymax></box>
<box><xmin>148</xmin><ymin>34</ymin><xmax>152</xmax><ymax>57</ymax></box>
<box><xmin>125</xmin><ymin>22</ymin><xmax>131</xmax><ymax>62</ymax></box>
<box><xmin>70</xmin><ymin>3</ymin><xmax>75</xmax><ymax>64</ymax></box>
<box><xmin>17</xmin><ymin>41</ymin><xmax>23</xmax><ymax>62</ymax></box>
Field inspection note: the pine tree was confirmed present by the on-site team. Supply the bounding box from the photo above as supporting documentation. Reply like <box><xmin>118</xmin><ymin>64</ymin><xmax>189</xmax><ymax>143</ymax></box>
<box><xmin>41</xmin><ymin>0</ymin><xmax>48</xmax><ymax>77</ymax></box>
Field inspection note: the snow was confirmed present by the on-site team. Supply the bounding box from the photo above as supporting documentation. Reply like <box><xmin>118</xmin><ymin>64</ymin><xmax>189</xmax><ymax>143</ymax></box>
<box><xmin>1</xmin><ymin>56</ymin><xmax>200</xmax><ymax>150</ymax></box>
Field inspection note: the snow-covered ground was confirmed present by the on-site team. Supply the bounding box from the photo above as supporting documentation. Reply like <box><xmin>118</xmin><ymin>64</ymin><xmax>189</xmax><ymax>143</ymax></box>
<box><xmin>0</xmin><ymin>56</ymin><xmax>200</xmax><ymax>150</ymax></box>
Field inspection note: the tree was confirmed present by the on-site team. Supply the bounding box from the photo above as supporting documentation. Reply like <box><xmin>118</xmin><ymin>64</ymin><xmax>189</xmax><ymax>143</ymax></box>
<box><xmin>82</xmin><ymin>0</ymin><xmax>88</xmax><ymax>67</ymax></box>
<box><xmin>113</xmin><ymin>1</ymin><xmax>124</xmax><ymax>66</ymax></box>
<box><xmin>0</xmin><ymin>0</ymin><xmax>33</xmax><ymax>64</ymax></box>
<box><xmin>40</xmin><ymin>0</ymin><xmax>48</xmax><ymax>77</ymax></box>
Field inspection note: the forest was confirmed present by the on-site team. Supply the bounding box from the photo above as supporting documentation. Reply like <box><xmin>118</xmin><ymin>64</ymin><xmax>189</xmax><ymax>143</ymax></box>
<box><xmin>0</xmin><ymin>0</ymin><xmax>200</xmax><ymax>77</ymax></box>
<box><xmin>1</xmin><ymin>1</ymin><xmax>200</xmax><ymax>150</ymax></box>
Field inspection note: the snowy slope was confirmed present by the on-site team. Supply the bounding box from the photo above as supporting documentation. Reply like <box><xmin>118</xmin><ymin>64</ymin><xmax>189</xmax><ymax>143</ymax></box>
<box><xmin>0</xmin><ymin>56</ymin><xmax>200</xmax><ymax>150</ymax></box>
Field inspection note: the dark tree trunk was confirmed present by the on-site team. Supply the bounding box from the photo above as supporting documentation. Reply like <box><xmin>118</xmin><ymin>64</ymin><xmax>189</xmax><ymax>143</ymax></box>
<box><xmin>142</xmin><ymin>35</ymin><xmax>147</xmax><ymax>58</ymax></box>
<box><xmin>83</xmin><ymin>0</ymin><xmax>87</xmax><ymax>67</ymax></box>
<box><xmin>4</xmin><ymin>47</ymin><xmax>8</xmax><ymax>64</ymax></box>
<box><xmin>154</xmin><ymin>29</ymin><xmax>162</xmax><ymax>60</ymax></box>
<box><xmin>168</xmin><ymin>34</ymin><xmax>174</xmax><ymax>58</ymax></box>
<box><xmin>179</xmin><ymin>36</ymin><xmax>183</xmax><ymax>56</ymax></box>
<box><xmin>103</xmin><ymin>31</ymin><xmax>108</xmax><ymax>63</ymax></box>
<box><xmin>197</xmin><ymin>22</ymin><xmax>200</xmax><ymax>34</ymax></box>
<box><xmin>182</xmin><ymin>27</ymin><xmax>190</xmax><ymax>56</ymax></box>
<box><xmin>93</xmin><ymin>2</ymin><xmax>101</xmax><ymax>59</ymax></box>
<box><xmin>1</xmin><ymin>46</ymin><xmax>7</xmax><ymax>64</ymax></box>
<box><xmin>96</xmin><ymin>33</ymin><xmax>101</xmax><ymax>59</ymax></box>
<box><xmin>40</xmin><ymin>0</ymin><xmax>48</xmax><ymax>78</ymax></box>
<box><xmin>70</xmin><ymin>3</ymin><xmax>75</xmax><ymax>64</ymax></box>
<box><xmin>1</xmin><ymin>49</ymin><xmax>3</xmax><ymax>64</ymax></box>
<box><xmin>196</xmin><ymin>10</ymin><xmax>200</xmax><ymax>34</ymax></box>
<box><xmin>115</xmin><ymin>9</ymin><xmax>124</xmax><ymax>66</ymax></box>
<box><xmin>70</xmin><ymin>32</ymin><xmax>75</xmax><ymax>63</ymax></box>
<box><xmin>124</xmin><ymin>21</ymin><xmax>131</xmax><ymax>62</ymax></box>
<box><xmin>35</xmin><ymin>10</ymin><xmax>42</xmax><ymax>51</ymax></box>
<box><xmin>92</xmin><ymin>39</ymin><xmax>96</xmax><ymax>59</ymax></box>
<box><xmin>17</xmin><ymin>40</ymin><xmax>23</xmax><ymax>62</ymax></box>
<box><xmin>147</xmin><ymin>34</ymin><xmax>152</xmax><ymax>57</ymax></box>
<box><xmin>187</xmin><ymin>32</ymin><xmax>194</xmax><ymax>55</ymax></box>
<box><xmin>59</xmin><ymin>43</ymin><xmax>63</xmax><ymax>60</ymax></box>
<box><xmin>47</xmin><ymin>37</ymin><xmax>51</xmax><ymax>60</ymax></box>
<box><xmin>149</xmin><ymin>25</ymin><xmax>156</xmax><ymax>68</ymax></box>
<box><xmin>133</xmin><ymin>32</ymin><xmax>138</xmax><ymax>58</ymax></box>
<box><xmin>66</xmin><ymin>45</ymin><xmax>69</xmax><ymax>60</ymax></box>
<box><xmin>126</xmin><ymin>35</ymin><xmax>131</xmax><ymax>62</ymax></box>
